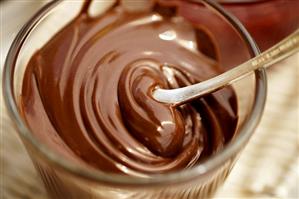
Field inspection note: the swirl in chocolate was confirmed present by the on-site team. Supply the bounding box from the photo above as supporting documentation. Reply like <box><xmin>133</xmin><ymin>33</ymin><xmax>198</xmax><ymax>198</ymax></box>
<box><xmin>21</xmin><ymin>1</ymin><xmax>238</xmax><ymax>176</ymax></box>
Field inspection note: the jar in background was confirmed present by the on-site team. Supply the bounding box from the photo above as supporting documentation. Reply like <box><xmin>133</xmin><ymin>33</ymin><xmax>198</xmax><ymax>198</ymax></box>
<box><xmin>219</xmin><ymin>0</ymin><xmax>299</xmax><ymax>51</ymax></box>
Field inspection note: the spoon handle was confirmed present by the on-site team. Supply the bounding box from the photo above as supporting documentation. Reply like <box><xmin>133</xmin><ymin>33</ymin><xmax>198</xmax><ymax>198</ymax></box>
<box><xmin>153</xmin><ymin>29</ymin><xmax>299</xmax><ymax>106</ymax></box>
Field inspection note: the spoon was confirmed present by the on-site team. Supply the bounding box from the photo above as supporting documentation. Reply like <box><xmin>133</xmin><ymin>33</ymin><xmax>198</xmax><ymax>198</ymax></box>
<box><xmin>152</xmin><ymin>29</ymin><xmax>299</xmax><ymax>106</ymax></box>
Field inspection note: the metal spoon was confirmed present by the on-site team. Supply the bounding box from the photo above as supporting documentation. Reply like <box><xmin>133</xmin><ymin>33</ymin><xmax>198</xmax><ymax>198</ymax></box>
<box><xmin>152</xmin><ymin>29</ymin><xmax>299</xmax><ymax>106</ymax></box>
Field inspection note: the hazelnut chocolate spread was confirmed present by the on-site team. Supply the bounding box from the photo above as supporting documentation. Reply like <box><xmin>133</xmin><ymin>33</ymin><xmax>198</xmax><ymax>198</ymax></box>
<box><xmin>21</xmin><ymin>1</ymin><xmax>238</xmax><ymax>176</ymax></box>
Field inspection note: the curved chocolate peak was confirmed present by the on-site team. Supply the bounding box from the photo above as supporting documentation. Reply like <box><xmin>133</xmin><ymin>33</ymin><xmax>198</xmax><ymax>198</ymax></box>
<box><xmin>21</xmin><ymin>2</ymin><xmax>238</xmax><ymax>175</ymax></box>
<box><xmin>118</xmin><ymin>61</ymin><xmax>185</xmax><ymax>157</ymax></box>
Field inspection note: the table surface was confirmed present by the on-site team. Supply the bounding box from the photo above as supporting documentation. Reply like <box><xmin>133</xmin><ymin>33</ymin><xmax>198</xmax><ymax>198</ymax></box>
<box><xmin>1</xmin><ymin>1</ymin><xmax>298</xmax><ymax>199</ymax></box>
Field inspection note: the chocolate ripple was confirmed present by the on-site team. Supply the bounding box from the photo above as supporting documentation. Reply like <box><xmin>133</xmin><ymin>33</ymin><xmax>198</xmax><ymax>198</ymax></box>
<box><xmin>20</xmin><ymin>3</ymin><xmax>238</xmax><ymax>175</ymax></box>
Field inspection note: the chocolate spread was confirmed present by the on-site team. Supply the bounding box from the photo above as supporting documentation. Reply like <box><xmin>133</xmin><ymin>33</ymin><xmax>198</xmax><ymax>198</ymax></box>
<box><xmin>21</xmin><ymin>1</ymin><xmax>238</xmax><ymax>176</ymax></box>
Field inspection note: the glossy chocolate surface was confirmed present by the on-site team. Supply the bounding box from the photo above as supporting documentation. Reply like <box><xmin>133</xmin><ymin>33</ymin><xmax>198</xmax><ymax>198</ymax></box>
<box><xmin>21</xmin><ymin>1</ymin><xmax>238</xmax><ymax>176</ymax></box>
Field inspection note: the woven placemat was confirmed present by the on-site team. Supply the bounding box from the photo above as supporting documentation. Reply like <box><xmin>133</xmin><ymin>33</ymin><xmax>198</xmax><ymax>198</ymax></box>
<box><xmin>1</xmin><ymin>1</ymin><xmax>298</xmax><ymax>198</ymax></box>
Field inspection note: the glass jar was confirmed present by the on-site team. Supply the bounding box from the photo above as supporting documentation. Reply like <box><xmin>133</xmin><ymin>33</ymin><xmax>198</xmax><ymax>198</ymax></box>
<box><xmin>3</xmin><ymin>0</ymin><xmax>267</xmax><ymax>198</ymax></box>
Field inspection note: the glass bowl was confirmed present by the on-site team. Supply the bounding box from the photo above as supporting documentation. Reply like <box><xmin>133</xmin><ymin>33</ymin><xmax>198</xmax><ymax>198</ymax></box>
<box><xmin>3</xmin><ymin>0</ymin><xmax>267</xmax><ymax>198</ymax></box>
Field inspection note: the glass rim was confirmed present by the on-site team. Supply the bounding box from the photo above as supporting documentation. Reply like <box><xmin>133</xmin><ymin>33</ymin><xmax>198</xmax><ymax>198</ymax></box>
<box><xmin>3</xmin><ymin>0</ymin><xmax>267</xmax><ymax>187</ymax></box>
